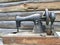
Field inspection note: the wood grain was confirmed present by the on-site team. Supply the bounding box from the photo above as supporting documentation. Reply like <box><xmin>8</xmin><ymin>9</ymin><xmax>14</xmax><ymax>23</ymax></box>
<box><xmin>0</xmin><ymin>0</ymin><xmax>22</xmax><ymax>3</ymax></box>
<box><xmin>0</xmin><ymin>21</ymin><xmax>33</xmax><ymax>29</ymax></box>
<box><xmin>0</xmin><ymin>21</ymin><xmax>59</xmax><ymax>30</ymax></box>
<box><xmin>0</xmin><ymin>2</ymin><xmax>60</xmax><ymax>12</ymax></box>
<box><xmin>2</xmin><ymin>37</ymin><xmax>60</xmax><ymax>45</ymax></box>
<box><xmin>0</xmin><ymin>12</ymin><xmax>59</xmax><ymax>21</ymax></box>
<box><xmin>1</xmin><ymin>2</ymin><xmax>60</xmax><ymax>45</ymax></box>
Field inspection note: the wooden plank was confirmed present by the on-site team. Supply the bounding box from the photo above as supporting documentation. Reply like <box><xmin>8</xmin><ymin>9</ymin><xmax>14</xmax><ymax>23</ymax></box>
<box><xmin>0</xmin><ymin>1</ymin><xmax>30</xmax><ymax>7</ymax></box>
<box><xmin>0</xmin><ymin>21</ymin><xmax>59</xmax><ymax>30</ymax></box>
<box><xmin>0</xmin><ymin>11</ymin><xmax>59</xmax><ymax>17</ymax></box>
<box><xmin>55</xmin><ymin>14</ymin><xmax>60</xmax><ymax>21</ymax></box>
<box><xmin>0</xmin><ymin>29</ymin><xmax>33</xmax><ymax>33</ymax></box>
<box><xmin>0</xmin><ymin>11</ymin><xmax>59</xmax><ymax>21</ymax></box>
<box><xmin>0</xmin><ymin>1</ymin><xmax>59</xmax><ymax>7</ymax></box>
<box><xmin>0</xmin><ymin>29</ymin><xmax>17</xmax><ymax>33</ymax></box>
<box><xmin>0</xmin><ymin>0</ymin><xmax>23</xmax><ymax>3</ymax></box>
<box><xmin>0</xmin><ymin>12</ymin><xmax>33</xmax><ymax>21</ymax></box>
<box><xmin>0</xmin><ymin>14</ymin><xmax>59</xmax><ymax>21</ymax></box>
<box><xmin>0</xmin><ymin>2</ymin><xmax>60</xmax><ymax>12</ymax></box>
<box><xmin>0</xmin><ymin>0</ymin><xmax>60</xmax><ymax>7</ymax></box>
<box><xmin>2</xmin><ymin>36</ymin><xmax>60</xmax><ymax>45</ymax></box>
<box><xmin>0</xmin><ymin>21</ymin><xmax>33</xmax><ymax>29</ymax></box>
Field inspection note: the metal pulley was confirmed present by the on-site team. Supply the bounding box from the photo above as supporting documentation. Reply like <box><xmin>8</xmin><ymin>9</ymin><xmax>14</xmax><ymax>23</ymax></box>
<box><xmin>44</xmin><ymin>8</ymin><xmax>50</xmax><ymax>25</ymax></box>
<box><xmin>44</xmin><ymin>9</ymin><xmax>56</xmax><ymax>35</ymax></box>
<box><xmin>44</xmin><ymin>8</ymin><xmax>55</xmax><ymax>26</ymax></box>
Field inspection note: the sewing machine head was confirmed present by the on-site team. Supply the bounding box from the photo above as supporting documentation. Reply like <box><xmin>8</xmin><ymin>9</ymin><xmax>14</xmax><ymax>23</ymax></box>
<box><xmin>16</xmin><ymin>9</ymin><xmax>56</xmax><ymax>35</ymax></box>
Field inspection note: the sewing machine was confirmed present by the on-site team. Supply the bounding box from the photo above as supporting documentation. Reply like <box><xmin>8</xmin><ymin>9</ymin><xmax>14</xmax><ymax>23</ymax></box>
<box><xmin>16</xmin><ymin>9</ymin><xmax>55</xmax><ymax>35</ymax></box>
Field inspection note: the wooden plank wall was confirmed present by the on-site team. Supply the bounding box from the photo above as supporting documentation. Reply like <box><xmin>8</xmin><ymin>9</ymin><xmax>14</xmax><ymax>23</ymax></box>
<box><xmin>0</xmin><ymin>0</ymin><xmax>26</xmax><ymax>3</ymax></box>
<box><xmin>0</xmin><ymin>1</ymin><xmax>60</xmax><ymax>33</ymax></box>
<box><xmin>1</xmin><ymin>1</ymin><xmax>60</xmax><ymax>45</ymax></box>
<box><xmin>0</xmin><ymin>2</ymin><xmax>60</xmax><ymax>12</ymax></box>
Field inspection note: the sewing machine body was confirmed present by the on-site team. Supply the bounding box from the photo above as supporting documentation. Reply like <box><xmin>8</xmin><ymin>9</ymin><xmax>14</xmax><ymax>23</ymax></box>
<box><xmin>16</xmin><ymin>9</ymin><xmax>55</xmax><ymax>35</ymax></box>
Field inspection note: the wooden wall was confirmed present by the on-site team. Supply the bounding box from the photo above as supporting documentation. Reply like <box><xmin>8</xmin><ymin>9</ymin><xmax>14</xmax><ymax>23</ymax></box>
<box><xmin>0</xmin><ymin>1</ymin><xmax>60</xmax><ymax>33</ymax></box>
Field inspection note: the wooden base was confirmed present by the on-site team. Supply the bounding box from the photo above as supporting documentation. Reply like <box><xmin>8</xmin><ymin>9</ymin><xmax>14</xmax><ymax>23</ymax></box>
<box><xmin>2</xmin><ymin>33</ymin><xmax>60</xmax><ymax>45</ymax></box>
<box><xmin>2</xmin><ymin>37</ymin><xmax>60</xmax><ymax>45</ymax></box>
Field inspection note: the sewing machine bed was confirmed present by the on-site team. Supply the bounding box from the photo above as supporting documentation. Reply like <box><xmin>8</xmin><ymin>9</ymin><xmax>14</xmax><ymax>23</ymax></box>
<box><xmin>2</xmin><ymin>31</ymin><xmax>60</xmax><ymax>45</ymax></box>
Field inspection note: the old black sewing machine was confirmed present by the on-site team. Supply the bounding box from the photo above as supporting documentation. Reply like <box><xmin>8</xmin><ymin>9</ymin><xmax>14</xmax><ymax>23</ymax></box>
<box><xmin>16</xmin><ymin>9</ymin><xmax>56</xmax><ymax>35</ymax></box>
